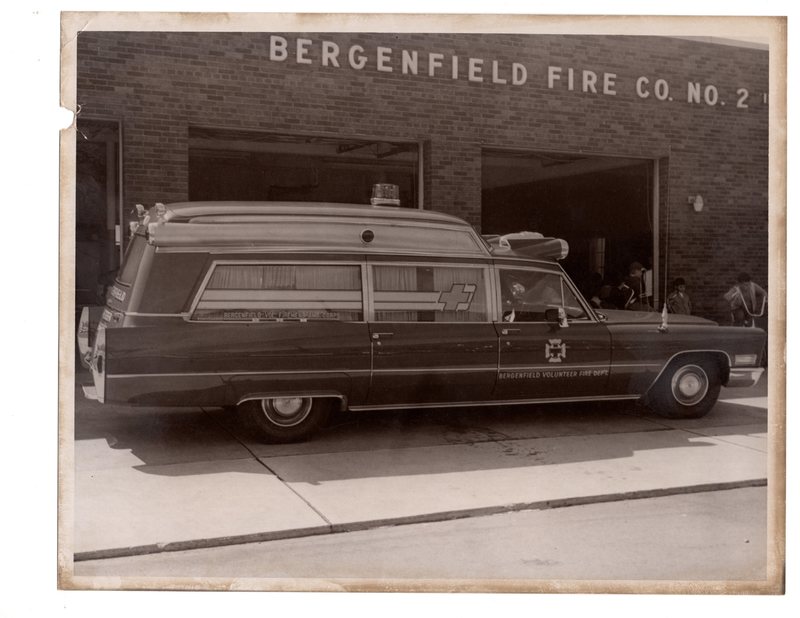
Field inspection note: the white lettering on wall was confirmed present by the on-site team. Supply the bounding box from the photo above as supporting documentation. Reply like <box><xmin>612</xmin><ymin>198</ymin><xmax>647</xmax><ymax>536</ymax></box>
<box><xmin>548</xmin><ymin>66</ymin><xmax>617</xmax><ymax>96</ymax></box>
<box><xmin>428</xmin><ymin>53</ymin><xmax>444</xmax><ymax>77</ymax></box>
<box><xmin>547</xmin><ymin>65</ymin><xmax>561</xmax><ymax>89</ymax></box>
<box><xmin>491</xmin><ymin>60</ymin><xmax>506</xmax><ymax>85</ymax></box>
<box><xmin>688</xmin><ymin>81</ymin><xmax>702</xmax><ymax>103</ymax></box>
<box><xmin>704</xmin><ymin>84</ymin><xmax>719</xmax><ymax>106</ymax></box>
<box><xmin>654</xmin><ymin>79</ymin><xmax>670</xmax><ymax>101</ymax></box>
<box><xmin>737</xmin><ymin>88</ymin><xmax>750</xmax><ymax>108</ymax></box>
<box><xmin>376</xmin><ymin>47</ymin><xmax>392</xmax><ymax>73</ymax></box>
<box><xmin>468</xmin><ymin>58</ymin><xmax>484</xmax><ymax>82</ymax></box>
<box><xmin>402</xmin><ymin>50</ymin><xmax>418</xmax><ymax>75</ymax></box>
<box><xmin>603</xmin><ymin>73</ymin><xmax>617</xmax><ymax>95</ymax></box>
<box><xmin>270</xmin><ymin>35</ymin><xmax>288</xmax><ymax>61</ymax></box>
<box><xmin>296</xmin><ymin>38</ymin><xmax>313</xmax><ymax>64</ymax></box>
<box><xmin>636</xmin><ymin>76</ymin><xmax>650</xmax><ymax>98</ymax></box>
<box><xmin>582</xmin><ymin>70</ymin><xmax>598</xmax><ymax>93</ymax></box>
<box><xmin>322</xmin><ymin>41</ymin><xmax>340</xmax><ymax>67</ymax></box>
<box><xmin>349</xmin><ymin>45</ymin><xmax>367</xmax><ymax>70</ymax></box>
<box><xmin>261</xmin><ymin>36</ymin><xmax>761</xmax><ymax>109</ymax></box>
<box><xmin>512</xmin><ymin>63</ymin><xmax>527</xmax><ymax>85</ymax></box>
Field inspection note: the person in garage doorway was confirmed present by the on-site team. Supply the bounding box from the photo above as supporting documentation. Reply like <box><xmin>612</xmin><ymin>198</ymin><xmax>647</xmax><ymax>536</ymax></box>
<box><xmin>724</xmin><ymin>272</ymin><xmax>767</xmax><ymax>327</ymax></box>
<box><xmin>621</xmin><ymin>261</ymin><xmax>653</xmax><ymax>311</ymax></box>
<box><xmin>667</xmin><ymin>277</ymin><xmax>692</xmax><ymax>315</ymax></box>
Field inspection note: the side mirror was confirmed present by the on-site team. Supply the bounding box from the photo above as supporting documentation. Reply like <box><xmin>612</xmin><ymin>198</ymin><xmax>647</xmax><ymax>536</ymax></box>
<box><xmin>545</xmin><ymin>307</ymin><xmax>569</xmax><ymax>328</ymax></box>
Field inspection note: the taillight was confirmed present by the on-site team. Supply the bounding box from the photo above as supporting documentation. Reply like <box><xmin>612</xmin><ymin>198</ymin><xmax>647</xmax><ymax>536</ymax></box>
<box><xmin>77</xmin><ymin>307</ymin><xmax>91</xmax><ymax>367</ymax></box>
<box><xmin>100</xmin><ymin>308</ymin><xmax>124</xmax><ymax>328</ymax></box>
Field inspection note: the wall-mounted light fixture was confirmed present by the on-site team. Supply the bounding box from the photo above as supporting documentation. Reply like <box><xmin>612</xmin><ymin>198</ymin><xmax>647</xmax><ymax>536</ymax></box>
<box><xmin>688</xmin><ymin>194</ymin><xmax>704</xmax><ymax>213</ymax></box>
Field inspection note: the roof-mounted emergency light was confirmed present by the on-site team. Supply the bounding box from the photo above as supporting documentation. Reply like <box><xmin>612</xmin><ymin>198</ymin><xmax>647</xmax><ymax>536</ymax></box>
<box><xmin>370</xmin><ymin>183</ymin><xmax>401</xmax><ymax>207</ymax></box>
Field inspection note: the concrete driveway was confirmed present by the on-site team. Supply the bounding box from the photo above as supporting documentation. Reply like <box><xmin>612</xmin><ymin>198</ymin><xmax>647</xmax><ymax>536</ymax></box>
<box><xmin>64</xmin><ymin>368</ymin><xmax>770</xmax><ymax>562</ymax></box>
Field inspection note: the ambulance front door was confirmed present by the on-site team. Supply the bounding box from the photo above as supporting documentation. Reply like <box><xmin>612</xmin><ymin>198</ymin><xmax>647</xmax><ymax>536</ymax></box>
<box><xmin>493</xmin><ymin>267</ymin><xmax>612</xmax><ymax>401</ymax></box>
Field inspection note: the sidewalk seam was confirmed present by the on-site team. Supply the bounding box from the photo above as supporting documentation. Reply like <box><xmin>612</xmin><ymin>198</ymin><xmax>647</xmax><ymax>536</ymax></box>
<box><xmin>73</xmin><ymin>478</ymin><xmax>766</xmax><ymax>563</ymax></box>
<box><xmin>202</xmin><ymin>408</ymin><xmax>334</xmax><ymax>528</ymax></box>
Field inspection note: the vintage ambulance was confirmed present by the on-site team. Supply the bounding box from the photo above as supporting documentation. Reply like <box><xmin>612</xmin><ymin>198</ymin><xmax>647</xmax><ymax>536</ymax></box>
<box><xmin>78</xmin><ymin>201</ymin><xmax>766</xmax><ymax>443</ymax></box>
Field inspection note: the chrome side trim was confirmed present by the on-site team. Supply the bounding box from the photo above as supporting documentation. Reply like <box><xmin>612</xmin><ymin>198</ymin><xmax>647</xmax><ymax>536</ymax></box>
<box><xmin>349</xmin><ymin>394</ymin><xmax>640</xmax><ymax>412</ymax></box>
<box><xmin>159</xmin><ymin>246</ymin><xmax>495</xmax><ymax>258</ymax></box>
<box><xmin>124</xmin><ymin>312</ymin><xmax>190</xmax><ymax>318</ymax></box>
<box><xmin>236</xmin><ymin>391</ymin><xmax>347</xmax><ymax>408</ymax></box>
<box><xmin>643</xmin><ymin>349</ymin><xmax>733</xmax><ymax>393</ymax></box>
<box><xmin>104</xmin><ymin>363</ymin><xmax>660</xmax><ymax>379</ymax></box>
<box><xmin>608</xmin><ymin>363</ymin><xmax>662</xmax><ymax>369</ymax></box>
<box><xmin>107</xmin><ymin>369</ymin><xmax>372</xmax><ymax>379</ymax></box>
<box><xmin>498</xmin><ymin>362</ymin><xmax>611</xmax><ymax>372</ymax></box>
<box><xmin>371</xmin><ymin>366</ymin><xmax>498</xmax><ymax>374</ymax></box>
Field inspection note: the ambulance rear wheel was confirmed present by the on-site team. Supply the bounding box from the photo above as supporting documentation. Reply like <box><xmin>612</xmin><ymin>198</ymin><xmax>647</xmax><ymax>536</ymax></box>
<box><xmin>649</xmin><ymin>358</ymin><xmax>721</xmax><ymax>419</ymax></box>
<box><xmin>240</xmin><ymin>397</ymin><xmax>330</xmax><ymax>443</ymax></box>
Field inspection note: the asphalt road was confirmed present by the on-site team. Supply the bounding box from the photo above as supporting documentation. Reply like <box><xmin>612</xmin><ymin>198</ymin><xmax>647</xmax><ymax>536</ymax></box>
<box><xmin>74</xmin><ymin>486</ymin><xmax>768</xmax><ymax>587</ymax></box>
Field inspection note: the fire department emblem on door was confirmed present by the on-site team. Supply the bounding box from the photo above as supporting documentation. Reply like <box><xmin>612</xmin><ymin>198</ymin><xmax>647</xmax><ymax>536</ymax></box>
<box><xmin>546</xmin><ymin>338</ymin><xmax>567</xmax><ymax>363</ymax></box>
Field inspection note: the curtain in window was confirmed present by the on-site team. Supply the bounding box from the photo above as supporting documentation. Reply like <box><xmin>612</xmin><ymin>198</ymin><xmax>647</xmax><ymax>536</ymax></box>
<box><xmin>373</xmin><ymin>265</ymin><xmax>419</xmax><ymax>322</ymax></box>
<box><xmin>208</xmin><ymin>264</ymin><xmax>360</xmax><ymax>290</ymax></box>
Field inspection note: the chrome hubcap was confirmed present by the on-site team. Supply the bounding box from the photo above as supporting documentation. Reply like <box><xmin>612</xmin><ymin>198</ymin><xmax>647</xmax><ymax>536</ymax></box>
<box><xmin>261</xmin><ymin>397</ymin><xmax>312</xmax><ymax>427</ymax></box>
<box><xmin>671</xmin><ymin>365</ymin><xmax>709</xmax><ymax>406</ymax></box>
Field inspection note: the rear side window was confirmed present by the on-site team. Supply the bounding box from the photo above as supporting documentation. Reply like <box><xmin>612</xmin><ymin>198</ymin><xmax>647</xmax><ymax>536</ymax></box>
<box><xmin>116</xmin><ymin>233</ymin><xmax>147</xmax><ymax>286</ymax></box>
<box><xmin>191</xmin><ymin>262</ymin><xmax>363</xmax><ymax>322</ymax></box>
<box><xmin>372</xmin><ymin>264</ymin><xmax>489</xmax><ymax>322</ymax></box>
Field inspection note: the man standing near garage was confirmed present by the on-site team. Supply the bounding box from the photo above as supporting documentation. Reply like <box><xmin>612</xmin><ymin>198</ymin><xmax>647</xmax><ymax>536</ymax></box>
<box><xmin>621</xmin><ymin>261</ymin><xmax>653</xmax><ymax>312</ymax></box>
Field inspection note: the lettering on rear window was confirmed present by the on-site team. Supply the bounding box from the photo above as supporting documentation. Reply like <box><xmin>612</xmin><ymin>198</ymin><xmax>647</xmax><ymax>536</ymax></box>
<box><xmin>191</xmin><ymin>263</ymin><xmax>363</xmax><ymax>322</ymax></box>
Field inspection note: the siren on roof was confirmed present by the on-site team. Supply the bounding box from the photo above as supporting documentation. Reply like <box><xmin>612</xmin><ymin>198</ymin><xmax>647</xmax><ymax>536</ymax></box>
<box><xmin>483</xmin><ymin>231</ymin><xmax>569</xmax><ymax>260</ymax></box>
<box><xmin>370</xmin><ymin>183</ymin><xmax>401</xmax><ymax>207</ymax></box>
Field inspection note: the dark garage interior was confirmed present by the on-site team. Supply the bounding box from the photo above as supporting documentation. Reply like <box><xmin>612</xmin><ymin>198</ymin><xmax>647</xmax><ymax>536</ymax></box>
<box><xmin>481</xmin><ymin>149</ymin><xmax>654</xmax><ymax>292</ymax></box>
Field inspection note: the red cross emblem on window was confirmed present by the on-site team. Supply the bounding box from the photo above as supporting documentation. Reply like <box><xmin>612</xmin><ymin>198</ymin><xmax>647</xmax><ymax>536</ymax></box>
<box><xmin>438</xmin><ymin>283</ymin><xmax>477</xmax><ymax>311</ymax></box>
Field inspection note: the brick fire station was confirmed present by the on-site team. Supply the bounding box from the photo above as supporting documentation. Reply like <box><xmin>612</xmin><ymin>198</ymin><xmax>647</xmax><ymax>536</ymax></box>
<box><xmin>74</xmin><ymin>30</ymin><xmax>769</xmax><ymax>320</ymax></box>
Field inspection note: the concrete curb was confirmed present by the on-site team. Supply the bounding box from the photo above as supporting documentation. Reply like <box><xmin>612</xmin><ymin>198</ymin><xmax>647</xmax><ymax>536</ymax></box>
<box><xmin>73</xmin><ymin>477</ymin><xmax>767</xmax><ymax>563</ymax></box>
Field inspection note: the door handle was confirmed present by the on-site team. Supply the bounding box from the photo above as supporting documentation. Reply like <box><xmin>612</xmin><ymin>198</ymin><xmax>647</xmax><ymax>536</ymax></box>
<box><xmin>372</xmin><ymin>332</ymin><xmax>394</xmax><ymax>340</ymax></box>
<box><xmin>501</xmin><ymin>328</ymin><xmax>521</xmax><ymax>335</ymax></box>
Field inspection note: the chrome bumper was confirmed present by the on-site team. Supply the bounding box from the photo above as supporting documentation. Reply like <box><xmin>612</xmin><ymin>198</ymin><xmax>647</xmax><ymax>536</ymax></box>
<box><xmin>727</xmin><ymin>367</ymin><xmax>765</xmax><ymax>388</ymax></box>
<box><xmin>82</xmin><ymin>385</ymin><xmax>98</xmax><ymax>401</ymax></box>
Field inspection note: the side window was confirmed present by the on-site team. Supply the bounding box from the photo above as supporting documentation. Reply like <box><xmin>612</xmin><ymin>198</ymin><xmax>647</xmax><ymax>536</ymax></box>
<box><xmin>372</xmin><ymin>264</ymin><xmax>489</xmax><ymax>322</ymax></box>
<box><xmin>191</xmin><ymin>263</ymin><xmax>363</xmax><ymax>322</ymax></box>
<box><xmin>500</xmin><ymin>269</ymin><xmax>587</xmax><ymax>322</ymax></box>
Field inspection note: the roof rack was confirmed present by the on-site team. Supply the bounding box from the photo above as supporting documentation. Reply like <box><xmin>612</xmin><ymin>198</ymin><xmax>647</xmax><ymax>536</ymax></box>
<box><xmin>134</xmin><ymin>201</ymin><xmax>492</xmax><ymax>258</ymax></box>
<box><xmin>482</xmin><ymin>231</ymin><xmax>569</xmax><ymax>260</ymax></box>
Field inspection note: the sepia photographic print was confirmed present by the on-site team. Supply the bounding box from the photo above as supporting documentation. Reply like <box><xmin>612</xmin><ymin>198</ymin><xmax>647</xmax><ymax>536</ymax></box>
<box><xmin>56</xmin><ymin>10</ymin><xmax>786</xmax><ymax>597</ymax></box>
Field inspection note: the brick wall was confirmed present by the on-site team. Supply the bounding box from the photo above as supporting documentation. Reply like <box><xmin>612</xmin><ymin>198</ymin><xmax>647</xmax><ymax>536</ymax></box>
<box><xmin>76</xmin><ymin>32</ymin><xmax>769</xmax><ymax>318</ymax></box>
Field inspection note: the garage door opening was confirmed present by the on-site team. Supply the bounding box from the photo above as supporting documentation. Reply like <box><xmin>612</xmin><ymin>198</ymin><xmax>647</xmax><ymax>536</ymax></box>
<box><xmin>481</xmin><ymin>149</ymin><xmax>655</xmax><ymax>303</ymax></box>
<box><xmin>189</xmin><ymin>127</ymin><xmax>421</xmax><ymax>209</ymax></box>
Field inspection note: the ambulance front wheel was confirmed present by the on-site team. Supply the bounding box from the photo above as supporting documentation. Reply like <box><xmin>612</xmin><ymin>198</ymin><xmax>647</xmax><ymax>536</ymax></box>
<box><xmin>239</xmin><ymin>396</ymin><xmax>330</xmax><ymax>443</ymax></box>
<box><xmin>648</xmin><ymin>357</ymin><xmax>721</xmax><ymax>419</ymax></box>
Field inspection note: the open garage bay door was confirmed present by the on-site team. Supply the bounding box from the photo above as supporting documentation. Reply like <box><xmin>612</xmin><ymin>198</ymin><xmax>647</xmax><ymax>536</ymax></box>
<box><xmin>481</xmin><ymin>149</ymin><xmax>656</xmax><ymax>307</ymax></box>
<box><xmin>189</xmin><ymin>127</ymin><xmax>421</xmax><ymax>209</ymax></box>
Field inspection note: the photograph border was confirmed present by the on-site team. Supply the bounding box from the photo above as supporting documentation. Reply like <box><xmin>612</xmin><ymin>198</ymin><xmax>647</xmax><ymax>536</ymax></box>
<box><xmin>57</xmin><ymin>11</ymin><xmax>787</xmax><ymax>594</ymax></box>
